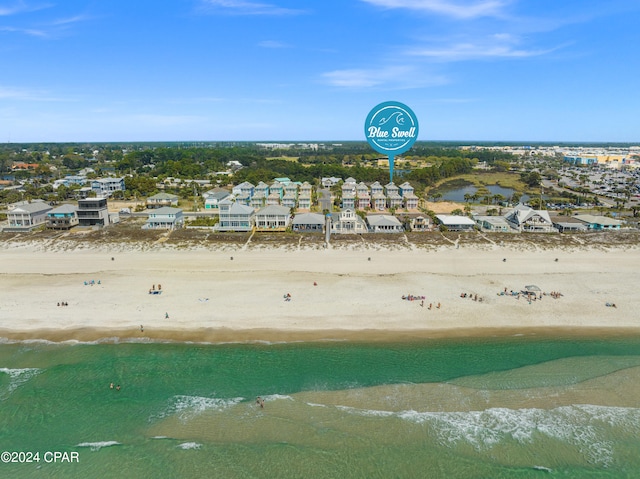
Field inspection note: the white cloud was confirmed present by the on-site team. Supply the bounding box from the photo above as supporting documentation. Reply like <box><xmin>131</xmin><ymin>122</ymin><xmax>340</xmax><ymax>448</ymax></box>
<box><xmin>0</xmin><ymin>25</ymin><xmax>47</xmax><ymax>36</ymax></box>
<box><xmin>360</xmin><ymin>0</ymin><xmax>509</xmax><ymax>19</ymax></box>
<box><xmin>198</xmin><ymin>0</ymin><xmax>305</xmax><ymax>15</ymax></box>
<box><xmin>407</xmin><ymin>34</ymin><xmax>557</xmax><ymax>61</ymax></box>
<box><xmin>0</xmin><ymin>2</ymin><xmax>52</xmax><ymax>17</ymax></box>
<box><xmin>321</xmin><ymin>65</ymin><xmax>447</xmax><ymax>89</ymax></box>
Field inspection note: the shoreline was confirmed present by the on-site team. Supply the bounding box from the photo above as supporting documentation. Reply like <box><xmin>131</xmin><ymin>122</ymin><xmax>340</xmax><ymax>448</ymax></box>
<box><xmin>2</xmin><ymin>325</ymin><xmax>640</xmax><ymax>345</ymax></box>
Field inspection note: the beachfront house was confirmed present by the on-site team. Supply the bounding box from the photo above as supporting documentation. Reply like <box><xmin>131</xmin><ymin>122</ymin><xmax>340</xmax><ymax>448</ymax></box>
<box><xmin>255</xmin><ymin>205</ymin><xmax>291</xmax><ymax>231</ymax></box>
<box><xmin>46</xmin><ymin>204</ymin><xmax>79</xmax><ymax>230</ymax></box>
<box><xmin>216</xmin><ymin>198</ymin><xmax>255</xmax><ymax>232</ymax></box>
<box><xmin>5</xmin><ymin>200</ymin><xmax>52</xmax><ymax>232</ymax></box>
<box><xmin>504</xmin><ymin>204</ymin><xmax>555</xmax><ymax>233</ymax></box>
<box><xmin>146</xmin><ymin>192</ymin><xmax>179</xmax><ymax>209</ymax></box>
<box><xmin>91</xmin><ymin>177</ymin><xmax>125</xmax><ymax>197</ymax></box>
<box><xmin>143</xmin><ymin>206</ymin><xmax>184</xmax><ymax>230</ymax></box>
<box><xmin>475</xmin><ymin>215</ymin><xmax>512</xmax><ymax>232</ymax></box>
<box><xmin>366</xmin><ymin>214</ymin><xmax>404</xmax><ymax>233</ymax></box>
<box><xmin>408</xmin><ymin>215</ymin><xmax>432</xmax><ymax>232</ymax></box>
<box><xmin>203</xmin><ymin>189</ymin><xmax>232</xmax><ymax>210</ymax></box>
<box><xmin>573</xmin><ymin>214</ymin><xmax>624</xmax><ymax>230</ymax></box>
<box><xmin>77</xmin><ymin>197</ymin><xmax>110</xmax><ymax>227</ymax></box>
<box><xmin>552</xmin><ymin>217</ymin><xmax>589</xmax><ymax>233</ymax></box>
<box><xmin>330</xmin><ymin>208</ymin><xmax>368</xmax><ymax>234</ymax></box>
<box><xmin>435</xmin><ymin>214</ymin><xmax>476</xmax><ymax>232</ymax></box>
<box><xmin>292</xmin><ymin>212</ymin><xmax>325</xmax><ymax>232</ymax></box>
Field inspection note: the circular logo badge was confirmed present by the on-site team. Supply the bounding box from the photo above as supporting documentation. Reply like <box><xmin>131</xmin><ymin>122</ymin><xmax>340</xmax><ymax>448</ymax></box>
<box><xmin>364</xmin><ymin>101</ymin><xmax>419</xmax><ymax>155</ymax></box>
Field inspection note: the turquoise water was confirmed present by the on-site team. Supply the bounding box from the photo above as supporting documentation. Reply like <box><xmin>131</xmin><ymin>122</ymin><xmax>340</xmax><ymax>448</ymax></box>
<box><xmin>2</xmin><ymin>335</ymin><xmax>640</xmax><ymax>478</ymax></box>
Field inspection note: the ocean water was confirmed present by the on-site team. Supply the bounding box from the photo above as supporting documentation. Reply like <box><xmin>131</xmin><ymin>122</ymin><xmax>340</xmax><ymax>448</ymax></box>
<box><xmin>1</xmin><ymin>335</ymin><xmax>640</xmax><ymax>478</ymax></box>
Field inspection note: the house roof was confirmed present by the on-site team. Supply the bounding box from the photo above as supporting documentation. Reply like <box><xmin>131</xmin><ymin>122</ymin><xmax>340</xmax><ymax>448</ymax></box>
<box><xmin>49</xmin><ymin>204</ymin><xmax>77</xmax><ymax>214</ymax></box>
<box><xmin>148</xmin><ymin>192</ymin><xmax>178</xmax><ymax>200</ymax></box>
<box><xmin>574</xmin><ymin>214</ymin><xmax>623</xmax><ymax>226</ymax></box>
<box><xmin>292</xmin><ymin>213</ymin><xmax>325</xmax><ymax>225</ymax></box>
<box><xmin>256</xmin><ymin>205</ymin><xmax>290</xmax><ymax>216</ymax></box>
<box><xmin>150</xmin><ymin>206</ymin><xmax>182</xmax><ymax>215</ymax></box>
<box><xmin>11</xmin><ymin>201</ymin><xmax>52</xmax><ymax>214</ymax></box>
<box><xmin>227</xmin><ymin>202</ymin><xmax>255</xmax><ymax>215</ymax></box>
<box><xmin>366</xmin><ymin>215</ymin><xmax>402</xmax><ymax>227</ymax></box>
<box><xmin>435</xmin><ymin>214</ymin><xmax>476</xmax><ymax>226</ymax></box>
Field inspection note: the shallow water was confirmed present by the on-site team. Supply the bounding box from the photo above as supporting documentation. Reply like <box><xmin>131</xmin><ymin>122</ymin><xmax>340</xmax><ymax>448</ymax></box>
<box><xmin>1</xmin><ymin>335</ymin><xmax>640</xmax><ymax>478</ymax></box>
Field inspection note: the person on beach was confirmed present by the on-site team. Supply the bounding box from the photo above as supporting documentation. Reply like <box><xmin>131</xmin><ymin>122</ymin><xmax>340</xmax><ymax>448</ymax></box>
<box><xmin>165</xmin><ymin>312</ymin><xmax>169</xmax><ymax>319</ymax></box>
<box><xmin>256</xmin><ymin>397</ymin><xmax>264</xmax><ymax>408</ymax></box>
<box><xmin>140</xmin><ymin>325</ymin><xmax>144</xmax><ymax>332</ymax></box>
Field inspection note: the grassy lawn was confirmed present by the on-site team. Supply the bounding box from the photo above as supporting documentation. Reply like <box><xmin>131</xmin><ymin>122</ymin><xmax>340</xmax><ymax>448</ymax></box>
<box><xmin>266</xmin><ymin>156</ymin><xmax>300</xmax><ymax>162</ymax></box>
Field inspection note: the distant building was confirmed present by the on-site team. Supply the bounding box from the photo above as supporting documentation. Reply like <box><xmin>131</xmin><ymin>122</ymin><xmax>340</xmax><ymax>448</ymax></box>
<box><xmin>146</xmin><ymin>192</ymin><xmax>179</xmax><ymax>209</ymax></box>
<box><xmin>91</xmin><ymin>177</ymin><xmax>125</xmax><ymax>197</ymax></box>
<box><xmin>203</xmin><ymin>189</ymin><xmax>232</xmax><ymax>210</ymax></box>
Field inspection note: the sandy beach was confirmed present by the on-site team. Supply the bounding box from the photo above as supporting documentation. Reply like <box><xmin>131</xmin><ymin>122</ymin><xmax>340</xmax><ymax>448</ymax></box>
<box><xmin>1</xmin><ymin>236</ymin><xmax>638</xmax><ymax>342</ymax></box>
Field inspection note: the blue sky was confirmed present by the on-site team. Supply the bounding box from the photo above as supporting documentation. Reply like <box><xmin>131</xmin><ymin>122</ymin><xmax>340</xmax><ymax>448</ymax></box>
<box><xmin>1</xmin><ymin>0</ymin><xmax>639</xmax><ymax>143</ymax></box>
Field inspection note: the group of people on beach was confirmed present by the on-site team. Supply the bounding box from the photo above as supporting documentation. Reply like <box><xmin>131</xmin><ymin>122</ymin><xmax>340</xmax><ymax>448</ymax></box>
<box><xmin>284</xmin><ymin>293</ymin><xmax>292</xmax><ymax>302</ymax></box>
<box><xmin>402</xmin><ymin>295</ymin><xmax>439</xmax><ymax>310</ymax></box>
<box><xmin>460</xmin><ymin>293</ymin><xmax>483</xmax><ymax>302</ymax></box>
<box><xmin>57</xmin><ymin>301</ymin><xmax>69</xmax><ymax>307</ymax></box>
<box><xmin>84</xmin><ymin>280</ymin><xmax>100</xmax><ymax>286</ymax></box>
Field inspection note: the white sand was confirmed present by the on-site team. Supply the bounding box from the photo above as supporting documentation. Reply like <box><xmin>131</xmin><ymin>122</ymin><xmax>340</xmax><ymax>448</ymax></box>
<box><xmin>0</xmin><ymin>240</ymin><xmax>638</xmax><ymax>342</ymax></box>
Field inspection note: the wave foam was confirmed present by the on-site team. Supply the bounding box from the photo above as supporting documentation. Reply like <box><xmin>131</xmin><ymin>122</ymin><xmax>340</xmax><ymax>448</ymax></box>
<box><xmin>76</xmin><ymin>441</ymin><xmax>121</xmax><ymax>451</ymax></box>
<box><xmin>398</xmin><ymin>405</ymin><xmax>640</xmax><ymax>466</ymax></box>
<box><xmin>0</xmin><ymin>367</ymin><xmax>42</xmax><ymax>399</ymax></box>
<box><xmin>177</xmin><ymin>442</ymin><xmax>201</xmax><ymax>450</ymax></box>
<box><xmin>156</xmin><ymin>394</ymin><xmax>244</xmax><ymax>421</ymax></box>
